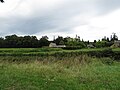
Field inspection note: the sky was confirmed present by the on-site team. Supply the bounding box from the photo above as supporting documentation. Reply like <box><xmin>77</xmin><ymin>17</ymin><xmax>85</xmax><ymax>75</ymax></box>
<box><xmin>0</xmin><ymin>0</ymin><xmax>120</xmax><ymax>41</ymax></box>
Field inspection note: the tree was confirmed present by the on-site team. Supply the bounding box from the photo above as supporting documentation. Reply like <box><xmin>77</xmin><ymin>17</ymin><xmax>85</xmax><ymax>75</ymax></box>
<box><xmin>102</xmin><ymin>36</ymin><xmax>107</xmax><ymax>41</ymax></box>
<box><xmin>75</xmin><ymin>35</ymin><xmax>80</xmax><ymax>42</ymax></box>
<box><xmin>5</xmin><ymin>34</ymin><xmax>19</xmax><ymax>48</ymax></box>
<box><xmin>94</xmin><ymin>40</ymin><xmax>96</xmax><ymax>43</ymax></box>
<box><xmin>111</xmin><ymin>33</ymin><xmax>118</xmax><ymax>41</ymax></box>
<box><xmin>0</xmin><ymin>37</ymin><xmax>5</xmax><ymax>48</ymax></box>
<box><xmin>4</xmin><ymin>35</ymin><xmax>39</xmax><ymax>48</ymax></box>
<box><xmin>54</xmin><ymin>36</ymin><xmax>64</xmax><ymax>45</ymax></box>
<box><xmin>95</xmin><ymin>41</ymin><xmax>105</xmax><ymax>48</ymax></box>
<box><xmin>64</xmin><ymin>37</ymin><xmax>71</xmax><ymax>44</ymax></box>
<box><xmin>39</xmin><ymin>36</ymin><xmax>49</xmax><ymax>47</ymax></box>
<box><xmin>66</xmin><ymin>39</ymin><xmax>86</xmax><ymax>48</ymax></box>
<box><xmin>87</xmin><ymin>40</ymin><xmax>90</xmax><ymax>44</ymax></box>
<box><xmin>95</xmin><ymin>41</ymin><xmax>112</xmax><ymax>48</ymax></box>
<box><xmin>22</xmin><ymin>36</ymin><xmax>32</xmax><ymax>48</ymax></box>
<box><xmin>106</xmin><ymin>37</ymin><xmax>110</xmax><ymax>42</ymax></box>
<box><xmin>31</xmin><ymin>36</ymin><xmax>39</xmax><ymax>48</ymax></box>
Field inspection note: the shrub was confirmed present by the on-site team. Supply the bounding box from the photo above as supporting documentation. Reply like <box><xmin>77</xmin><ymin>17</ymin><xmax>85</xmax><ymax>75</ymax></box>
<box><xmin>101</xmin><ymin>58</ymin><xmax>114</xmax><ymax>65</ymax></box>
<box><xmin>113</xmin><ymin>51</ymin><xmax>120</xmax><ymax>61</ymax></box>
<box><xmin>101</xmin><ymin>48</ymin><xmax>113</xmax><ymax>57</ymax></box>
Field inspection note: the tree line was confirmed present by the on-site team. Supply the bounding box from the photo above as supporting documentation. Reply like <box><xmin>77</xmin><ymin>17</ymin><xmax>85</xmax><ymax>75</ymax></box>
<box><xmin>0</xmin><ymin>35</ymin><xmax>49</xmax><ymax>48</ymax></box>
<box><xmin>0</xmin><ymin>33</ymin><xmax>118</xmax><ymax>48</ymax></box>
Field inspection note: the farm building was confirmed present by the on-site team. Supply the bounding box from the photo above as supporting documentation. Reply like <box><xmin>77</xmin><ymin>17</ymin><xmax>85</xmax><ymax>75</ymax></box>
<box><xmin>112</xmin><ymin>40</ymin><xmax>120</xmax><ymax>48</ymax></box>
<box><xmin>49</xmin><ymin>43</ymin><xmax>66</xmax><ymax>48</ymax></box>
<box><xmin>114</xmin><ymin>40</ymin><xmax>120</xmax><ymax>47</ymax></box>
<box><xmin>49</xmin><ymin>43</ymin><xmax>57</xmax><ymax>47</ymax></box>
<box><xmin>87</xmin><ymin>44</ymin><xmax>94</xmax><ymax>48</ymax></box>
<box><xmin>111</xmin><ymin>40</ymin><xmax>120</xmax><ymax>48</ymax></box>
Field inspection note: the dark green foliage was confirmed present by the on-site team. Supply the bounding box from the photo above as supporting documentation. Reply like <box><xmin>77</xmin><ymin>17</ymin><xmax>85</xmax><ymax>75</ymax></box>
<box><xmin>66</xmin><ymin>40</ymin><xmax>86</xmax><ymax>47</ymax></box>
<box><xmin>0</xmin><ymin>33</ymin><xmax>119</xmax><ymax>48</ymax></box>
<box><xmin>54</xmin><ymin>36</ymin><xmax>64</xmax><ymax>45</ymax></box>
<box><xmin>0</xmin><ymin>37</ymin><xmax>5</xmax><ymax>48</ymax></box>
<box><xmin>110</xmin><ymin>33</ymin><xmax>118</xmax><ymax>41</ymax></box>
<box><xmin>86</xmin><ymin>48</ymin><xmax>113</xmax><ymax>58</ymax></box>
<box><xmin>94</xmin><ymin>41</ymin><xmax>113</xmax><ymax>48</ymax></box>
<box><xmin>101</xmin><ymin>48</ymin><xmax>113</xmax><ymax>57</ymax></box>
<box><xmin>4</xmin><ymin>35</ymin><xmax>39</xmax><ymax>48</ymax></box>
<box><xmin>39</xmin><ymin>36</ymin><xmax>50</xmax><ymax>47</ymax></box>
<box><xmin>0</xmin><ymin>34</ymin><xmax>51</xmax><ymax>48</ymax></box>
<box><xmin>113</xmin><ymin>51</ymin><xmax>120</xmax><ymax>61</ymax></box>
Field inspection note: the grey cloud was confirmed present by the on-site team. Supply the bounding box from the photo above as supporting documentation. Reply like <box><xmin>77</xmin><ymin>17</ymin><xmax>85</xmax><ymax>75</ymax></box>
<box><xmin>0</xmin><ymin>0</ymin><xmax>120</xmax><ymax>36</ymax></box>
<box><xmin>95</xmin><ymin>0</ymin><xmax>120</xmax><ymax>15</ymax></box>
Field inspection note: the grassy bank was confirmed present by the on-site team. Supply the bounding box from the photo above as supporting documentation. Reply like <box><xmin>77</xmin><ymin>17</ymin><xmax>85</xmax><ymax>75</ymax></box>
<box><xmin>0</xmin><ymin>56</ymin><xmax>120</xmax><ymax>90</ymax></box>
<box><xmin>0</xmin><ymin>48</ymin><xmax>120</xmax><ymax>61</ymax></box>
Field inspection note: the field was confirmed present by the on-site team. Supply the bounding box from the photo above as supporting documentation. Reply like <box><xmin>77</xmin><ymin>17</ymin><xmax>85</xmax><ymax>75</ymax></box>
<box><xmin>0</xmin><ymin>48</ymin><xmax>120</xmax><ymax>90</ymax></box>
<box><xmin>0</xmin><ymin>47</ymin><xmax>120</xmax><ymax>56</ymax></box>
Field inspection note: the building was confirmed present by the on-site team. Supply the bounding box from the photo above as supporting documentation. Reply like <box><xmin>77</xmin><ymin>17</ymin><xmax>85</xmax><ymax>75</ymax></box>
<box><xmin>49</xmin><ymin>43</ymin><xmax>66</xmax><ymax>48</ymax></box>
<box><xmin>111</xmin><ymin>40</ymin><xmax>120</xmax><ymax>48</ymax></box>
<box><xmin>49</xmin><ymin>43</ymin><xmax>57</xmax><ymax>48</ymax></box>
<box><xmin>87</xmin><ymin>44</ymin><xmax>94</xmax><ymax>48</ymax></box>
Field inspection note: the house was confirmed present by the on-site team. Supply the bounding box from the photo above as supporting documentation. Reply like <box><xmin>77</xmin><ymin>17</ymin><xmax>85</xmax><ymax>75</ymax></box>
<box><xmin>49</xmin><ymin>43</ymin><xmax>57</xmax><ymax>48</ymax></box>
<box><xmin>49</xmin><ymin>43</ymin><xmax>66</xmax><ymax>48</ymax></box>
<box><xmin>87</xmin><ymin>44</ymin><xmax>94</xmax><ymax>48</ymax></box>
<box><xmin>114</xmin><ymin>40</ymin><xmax>120</xmax><ymax>47</ymax></box>
<box><xmin>56</xmin><ymin>45</ymin><xmax>66</xmax><ymax>48</ymax></box>
<box><xmin>111</xmin><ymin>40</ymin><xmax>120</xmax><ymax>48</ymax></box>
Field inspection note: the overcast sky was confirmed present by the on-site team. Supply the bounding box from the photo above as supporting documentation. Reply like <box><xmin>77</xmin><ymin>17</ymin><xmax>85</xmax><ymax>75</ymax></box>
<box><xmin>0</xmin><ymin>0</ymin><xmax>120</xmax><ymax>41</ymax></box>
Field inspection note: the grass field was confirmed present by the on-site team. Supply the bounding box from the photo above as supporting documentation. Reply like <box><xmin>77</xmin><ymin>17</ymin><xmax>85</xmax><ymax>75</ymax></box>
<box><xmin>0</xmin><ymin>47</ymin><xmax>119</xmax><ymax>56</ymax></box>
<box><xmin>0</xmin><ymin>56</ymin><xmax>120</xmax><ymax>90</ymax></box>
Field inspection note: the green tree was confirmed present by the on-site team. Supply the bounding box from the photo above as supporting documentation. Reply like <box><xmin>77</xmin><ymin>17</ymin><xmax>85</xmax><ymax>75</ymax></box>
<box><xmin>0</xmin><ymin>37</ymin><xmax>5</xmax><ymax>47</ymax></box>
<box><xmin>5</xmin><ymin>34</ymin><xmax>19</xmax><ymax>48</ymax></box>
<box><xmin>111</xmin><ymin>33</ymin><xmax>118</xmax><ymax>41</ymax></box>
<box><xmin>95</xmin><ymin>41</ymin><xmax>112</xmax><ymax>48</ymax></box>
<box><xmin>54</xmin><ymin>36</ymin><xmax>64</xmax><ymax>45</ymax></box>
<box><xmin>39</xmin><ymin>36</ymin><xmax>49</xmax><ymax>47</ymax></box>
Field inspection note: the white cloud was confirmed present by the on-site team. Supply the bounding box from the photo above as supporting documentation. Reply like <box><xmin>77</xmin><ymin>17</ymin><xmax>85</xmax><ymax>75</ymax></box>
<box><xmin>0</xmin><ymin>0</ymin><xmax>20</xmax><ymax>16</ymax></box>
<box><xmin>0</xmin><ymin>0</ymin><xmax>120</xmax><ymax>41</ymax></box>
<box><xmin>72</xmin><ymin>9</ymin><xmax>120</xmax><ymax>41</ymax></box>
<box><xmin>0</xmin><ymin>0</ymin><xmax>64</xmax><ymax>17</ymax></box>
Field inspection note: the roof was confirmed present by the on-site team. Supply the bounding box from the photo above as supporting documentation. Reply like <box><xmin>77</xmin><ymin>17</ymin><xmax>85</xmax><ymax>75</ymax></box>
<box><xmin>49</xmin><ymin>43</ymin><xmax>66</xmax><ymax>48</ymax></box>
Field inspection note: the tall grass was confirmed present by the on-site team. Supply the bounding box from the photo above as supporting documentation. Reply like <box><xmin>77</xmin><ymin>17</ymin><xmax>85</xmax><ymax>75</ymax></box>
<box><xmin>0</xmin><ymin>55</ymin><xmax>120</xmax><ymax>90</ymax></box>
<box><xmin>0</xmin><ymin>48</ymin><xmax>119</xmax><ymax>61</ymax></box>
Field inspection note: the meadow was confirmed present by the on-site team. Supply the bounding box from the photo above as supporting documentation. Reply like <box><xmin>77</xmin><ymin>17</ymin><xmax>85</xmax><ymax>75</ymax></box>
<box><xmin>0</xmin><ymin>47</ymin><xmax>120</xmax><ymax>56</ymax></box>
<box><xmin>0</xmin><ymin>48</ymin><xmax>120</xmax><ymax>90</ymax></box>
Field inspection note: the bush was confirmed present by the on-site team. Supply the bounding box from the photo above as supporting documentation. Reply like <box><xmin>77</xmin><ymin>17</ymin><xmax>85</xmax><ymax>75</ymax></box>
<box><xmin>113</xmin><ymin>51</ymin><xmax>120</xmax><ymax>61</ymax></box>
<box><xmin>101</xmin><ymin>58</ymin><xmax>114</xmax><ymax>65</ymax></box>
<box><xmin>101</xmin><ymin>48</ymin><xmax>113</xmax><ymax>57</ymax></box>
<box><xmin>87</xmin><ymin>48</ymin><xmax>113</xmax><ymax>58</ymax></box>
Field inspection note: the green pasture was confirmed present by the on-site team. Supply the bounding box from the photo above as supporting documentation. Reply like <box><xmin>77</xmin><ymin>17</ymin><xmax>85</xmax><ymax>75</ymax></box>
<box><xmin>0</xmin><ymin>56</ymin><xmax>120</xmax><ymax>90</ymax></box>
<box><xmin>0</xmin><ymin>48</ymin><xmax>119</xmax><ymax>90</ymax></box>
